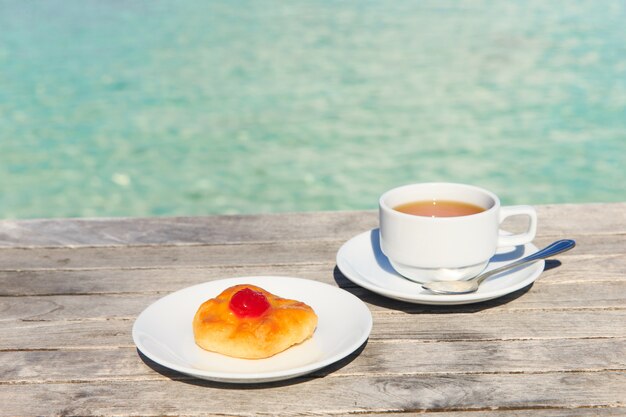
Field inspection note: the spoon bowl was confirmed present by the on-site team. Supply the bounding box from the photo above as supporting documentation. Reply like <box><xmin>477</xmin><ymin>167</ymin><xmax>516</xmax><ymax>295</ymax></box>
<box><xmin>421</xmin><ymin>239</ymin><xmax>576</xmax><ymax>295</ymax></box>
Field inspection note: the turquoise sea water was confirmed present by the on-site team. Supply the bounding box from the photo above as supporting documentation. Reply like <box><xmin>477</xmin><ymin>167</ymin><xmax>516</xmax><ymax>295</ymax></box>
<box><xmin>1</xmin><ymin>0</ymin><xmax>625</xmax><ymax>219</ymax></box>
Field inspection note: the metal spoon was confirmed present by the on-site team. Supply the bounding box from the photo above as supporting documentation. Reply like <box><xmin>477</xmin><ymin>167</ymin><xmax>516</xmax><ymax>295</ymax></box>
<box><xmin>421</xmin><ymin>239</ymin><xmax>576</xmax><ymax>295</ymax></box>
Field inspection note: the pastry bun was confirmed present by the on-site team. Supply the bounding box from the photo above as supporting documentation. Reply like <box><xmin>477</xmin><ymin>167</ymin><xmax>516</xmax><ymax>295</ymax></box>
<box><xmin>192</xmin><ymin>284</ymin><xmax>318</xmax><ymax>359</ymax></box>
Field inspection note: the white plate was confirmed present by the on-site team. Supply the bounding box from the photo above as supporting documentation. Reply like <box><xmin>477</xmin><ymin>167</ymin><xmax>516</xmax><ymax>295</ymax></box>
<box><xmin>336</xmin><ymin>229</ymin><xmax>544</xmax><ymax>305</ymax></box>
<box><xmin>132</xmin><ymin>276</ymin><xmax>372</xmax><ymax>383</ymax></box>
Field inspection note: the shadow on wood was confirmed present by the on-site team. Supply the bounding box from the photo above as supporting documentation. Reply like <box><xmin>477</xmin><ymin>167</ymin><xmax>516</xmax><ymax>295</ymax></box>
<box><xmin>135</xmin><ymin>340</ymin><xmax>367</xmax><ymax>390</ymax></box>
<box><xmin>333</xmin><ymin>258</ymin><xmax>564</xmax><ymax>314</ymax></box>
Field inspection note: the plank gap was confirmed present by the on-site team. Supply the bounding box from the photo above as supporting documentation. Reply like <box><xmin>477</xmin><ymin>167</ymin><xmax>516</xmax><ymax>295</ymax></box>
<box><xmin>0</xmin><ymin>261</ymin><xmax>333</xmax><ymax>273</ymax></box>
<box><xmin>397</xmin><ymin>404</ymin><xmax>626</xmax><ymax>415</ymax></box>
<box><xmin>3</xmin><ymin>368</ymin><xmax>625</xmax><ymax>387</ymax></box>
<box><xmin>369</xmin><ymin>335</ymin><xmax>626</xmax><ymax>343</ymax></box>
<box><xmin>0</xmin><ymin>238</ymin><xmax>350</xmax><ymax>251</ymax></box>
<box><xmin>376</xmin><ymin>306</ymin><xmax>626</xmax><ymax>315</ymax></box>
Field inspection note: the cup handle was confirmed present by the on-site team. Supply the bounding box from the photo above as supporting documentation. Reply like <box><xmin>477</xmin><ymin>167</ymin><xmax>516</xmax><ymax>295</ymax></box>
<box><xmin>498</xmin><ymin>205</ymin><xmax>537</xmax><ymax>247</ymax></box>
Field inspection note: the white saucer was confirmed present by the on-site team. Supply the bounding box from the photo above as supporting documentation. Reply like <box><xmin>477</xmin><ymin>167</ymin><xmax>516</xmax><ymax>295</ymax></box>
<box><xmin>336</xmin><ymin>229</ymin><xmax>544</xmax><ymax>305</ymax></box>
<box><xmin>132</xmin><ymin>276</ymin><xmax>372</xmax><ymax>383</ymax></box>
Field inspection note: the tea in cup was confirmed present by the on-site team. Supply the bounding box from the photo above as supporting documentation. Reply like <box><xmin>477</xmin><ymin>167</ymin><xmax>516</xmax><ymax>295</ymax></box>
<box><xmin>379</xmin><ymin>183</ymin><xmax>537</xmax><ymax>283</ymax></box>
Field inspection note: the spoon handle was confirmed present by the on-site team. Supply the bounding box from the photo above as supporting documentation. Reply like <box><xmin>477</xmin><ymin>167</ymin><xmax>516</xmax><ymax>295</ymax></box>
<box><xmin>475</xmin><ymin>239</ymin><xmax>576</xmax><ymax>285</ymax></box>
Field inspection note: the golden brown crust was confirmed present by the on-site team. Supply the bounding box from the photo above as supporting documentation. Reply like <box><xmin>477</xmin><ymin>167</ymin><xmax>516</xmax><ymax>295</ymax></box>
<box><xmin>192</xmin><ymin>284</ymin><xmax>318</xmax><ymax>359</ymax></box>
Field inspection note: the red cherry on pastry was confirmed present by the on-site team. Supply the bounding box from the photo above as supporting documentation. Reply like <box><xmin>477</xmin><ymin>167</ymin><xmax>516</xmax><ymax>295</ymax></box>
<box><xmin>229</xmin><ymin>288</ymin><xmax>271</xmax><ymax>318</ymax></box>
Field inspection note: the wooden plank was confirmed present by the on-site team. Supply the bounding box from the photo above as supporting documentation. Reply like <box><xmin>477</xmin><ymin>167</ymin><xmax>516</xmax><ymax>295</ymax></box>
<box><xmin>0</xmin><ymin>264</ymin><xmax>339</xmax><ymax>296</ymax></box>
<box><xmin>0</xmin><ymin>240</ymin><xmax>341</xmax><ymax>270</ymax></box>
<box><xmin>1</xmin><ymin>309</ymin><xmax>624</xmax><ymax>350</ymax></box>
<box><xmin>535</xmin><ymin>202</ymin><xmax>626</xmax><ymax>236</ymax></box>
<box><xmin>0</xmin><ymin>372</ymin><xmax>624</xmax><ymax>416</ymax></box>
<box><xmin>0</xmin><ymin>204</ymin><xmax>623</xmax><ymax>416</ymax></box>
<box><xmin>1</xmin><ymin>279</ymin><xmax>626</xmax><ymax>323</ymax></box>
<box><xmin>0</xmin><ymin>294</ymin><xmax>161</xmax><ymax>321</ymax></box>
<box><xmin>0</xmin><ymin>233</ymin><xmax>621</xmax><ymax>271</ymax></box>
<box><xmin>372</xmin><ymin>309</ymin><xmax>626</xmax><ymax>341</ymax></box>
<box><xmin>333</xmin><ymin>410</ymin><xmax>626</xmax><ymax>417</ymax></box>
<box><xmin>1</xmin><ymin>338</ymin><xmax>624</xmax><ymax>384</ymax></box>
<box><xmin>532</xmin><ymin>235</ymin><xmax>626</xmax><ymax>260</ymax></box>
<box><xmin>0</xmin><ymin>211</ymin><xmax>378</xmax><ymax>248</ymax></box>
<box><xmin>0</xmin><ymin>203</ymin><xmax>623</xmax><ymax>248</ymax></box>
<box><xmin>0</xmin><ymin>251</ymin><xmax>623</xmax><ymax>297</ymax></box>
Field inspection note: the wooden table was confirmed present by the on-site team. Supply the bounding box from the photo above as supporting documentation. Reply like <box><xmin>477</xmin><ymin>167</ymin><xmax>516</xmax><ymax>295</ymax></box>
<box><xmin>1</xmin><ymin>203</ymin><xmax>625</xmax><ymax>416</ymax></box>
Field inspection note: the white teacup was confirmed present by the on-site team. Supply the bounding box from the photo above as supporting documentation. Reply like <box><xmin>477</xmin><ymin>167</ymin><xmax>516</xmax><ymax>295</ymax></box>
<box><xmin>379</xmin><ymin>183</ymin><xmax>537</xmax><ymax>283</ymax></box>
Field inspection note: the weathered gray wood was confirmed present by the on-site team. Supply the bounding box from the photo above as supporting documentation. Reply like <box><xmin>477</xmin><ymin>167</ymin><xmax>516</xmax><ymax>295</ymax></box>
<box><xmin>0</xmin><ymin>233</ymin><xmax>621</xmax><ymax>271</ymax></box>
<box><xmin>0</xmin><ymin>203</ymin><xmax>623</xmax><ymax>248</ymax></box>
<box><xmin>1</xmin><ymin>251</ymin><xmax>624</xmax><ymax>297</ymax></box>
<box><xmin>1</xmin><ymin>280</ymin><xmax>625</xmax><ymax>323</ymax></box>
<box><xmin>0</xmin><ymin>240</ymin><xmax>341</xmax><ymax>270</ymax></box>
<box><xmin>1</xmin><ymin>372</ymin><xmax>624</xmax><ymax>416</ymax></box>
<box><xmin>0</xmin><ymin>211</ymin><xmax>378</xmax><ymax>248</ymax></box>
<box><xmin>1</xmin><ymin>309</ymin><xmax>624</xmax><ymax>350</ymax></box>
<box><xmin>333</xmin><ymin>410</ymin><xmax>626</xmax><ymax>417</ymax></box>
<box><xmin>372</xmin><ymin>309</ymin><xmax>626</xmax><ymax>341</ymax></box>
<box><xmin>2</xmin><ymin>338</ymin><xmax>624</xmax><ymax>383</ymax></box>
<box><xmin>0</xmin><ymin>205</ymin><xmax>624</xmax><ymax>416</ymax></box>
<box><xmin>0</xmin><ymin>263</ymin><xmax>339</xmax><ymax>295</ymax></box>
